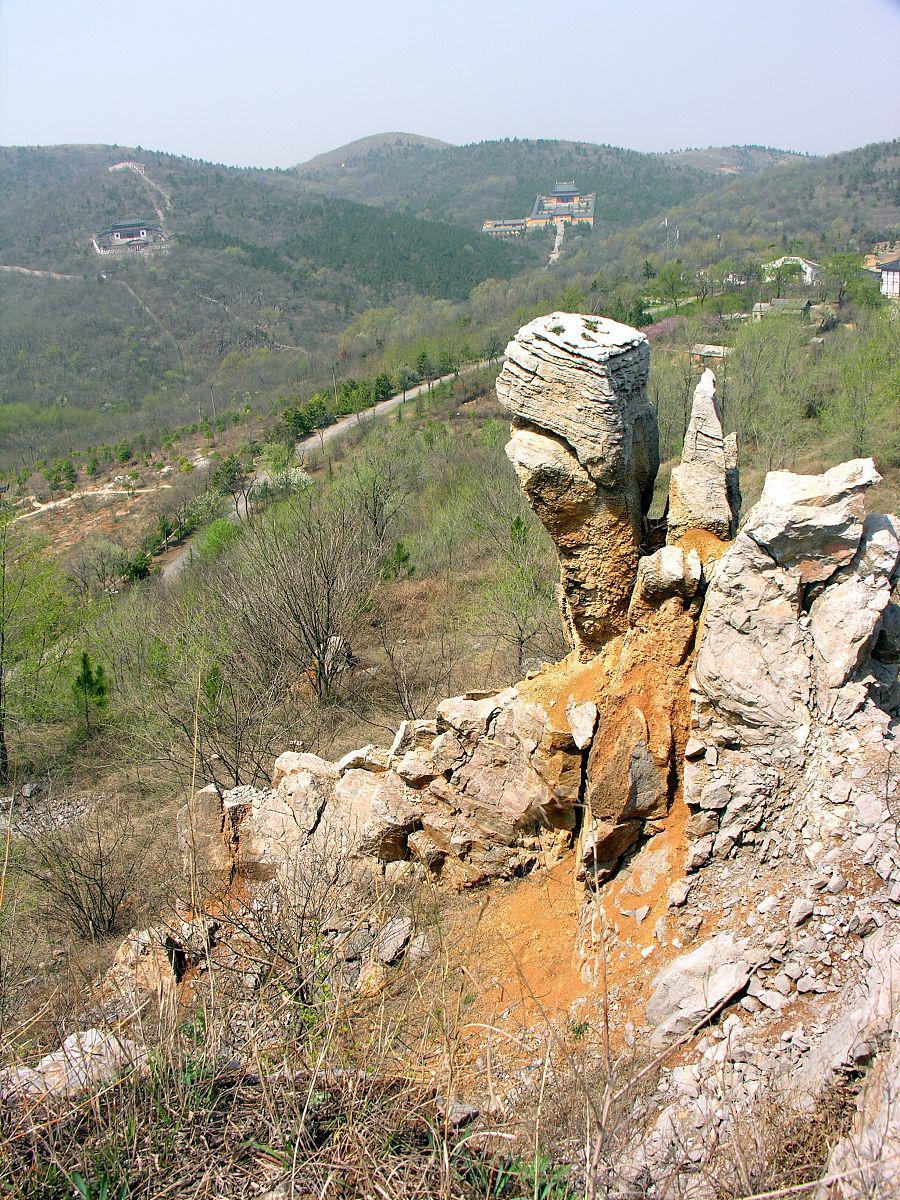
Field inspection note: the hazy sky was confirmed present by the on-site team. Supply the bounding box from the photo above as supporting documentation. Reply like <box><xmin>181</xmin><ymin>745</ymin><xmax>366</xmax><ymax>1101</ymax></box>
<box><xmin>1</xmin><ymin>0</ymin><xmax>898</xmax><ymax>167</ymax></box>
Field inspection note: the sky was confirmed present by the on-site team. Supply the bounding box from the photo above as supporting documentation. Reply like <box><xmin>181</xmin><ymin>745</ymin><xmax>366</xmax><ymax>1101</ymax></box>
<box><xmin>1</xmin><ymin>0</ymin><xmax>898</xmax><ymax>168</ymax></box>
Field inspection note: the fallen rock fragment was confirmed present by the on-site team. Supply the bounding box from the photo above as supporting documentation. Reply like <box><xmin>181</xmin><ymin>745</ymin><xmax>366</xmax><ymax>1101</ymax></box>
<box><xmin>646</xmin><ymin>934</ymin><xmax>750</xmax><ymax>1045</ymax></box>
<box><xmin>1</xmin><ymin>1030</ymin><xmax>145</xmax><ymax>1103</ymax></box>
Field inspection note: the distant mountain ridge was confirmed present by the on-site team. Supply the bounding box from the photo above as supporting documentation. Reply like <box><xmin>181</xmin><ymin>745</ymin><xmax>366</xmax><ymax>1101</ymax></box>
<box><xmin>292</xmin><ymin>135</ymin><xmax>724</xmax><ymax>229</ymax></box>
<box><xmin>300</xmin><ymin>132</ymin><xmax>454</xmax><ymax>170</ymax></box>
<box><xmin>660</xmin><ymin>144</ymin><xmax>809</xmax><ymax>174</ymax></box>
<box><xmin>291</xmin><ymin>134</ymin><xmax>819</xmax><ymax>229</ymax></box>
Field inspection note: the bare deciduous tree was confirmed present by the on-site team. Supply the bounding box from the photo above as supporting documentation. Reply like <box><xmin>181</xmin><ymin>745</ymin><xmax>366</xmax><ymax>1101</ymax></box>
<box><xmin>222</xmin><ymin>490</ymin><xmax>380</xmax><ymax>701</ymax></box>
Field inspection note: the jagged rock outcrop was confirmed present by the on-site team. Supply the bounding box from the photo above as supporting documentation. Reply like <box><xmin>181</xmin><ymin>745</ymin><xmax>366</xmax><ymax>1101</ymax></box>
<box><xmin>183</xmin><ymin>686</ymin><xmax>583</xmax><ymax>893</ymax></box>
<box><xmin>684</xmin><ymin>458</ymin><xmax>899</xmax><ymax>870</ymax></box>
<box><xmin>606</xmin><ymin>457</ymin><xmax>900</xmax><ymax>1195</ymax></box>
<box><xmin>666</xmin><ymin>368</ymin><xmax>739</xmax><ymax>544</ymax></box>
<box><xmin>496</xmin><ymin>312</ymin><xmax>659</xmax><ymax>656</ymax></box>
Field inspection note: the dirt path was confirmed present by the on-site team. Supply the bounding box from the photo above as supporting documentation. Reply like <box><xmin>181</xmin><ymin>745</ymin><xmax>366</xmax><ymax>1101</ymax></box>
<box><xmin>548</xmin><ymin>218</ymin><xmax>565</xmax><ymax>266</ymax></box>
<box><xmin>12</xmin><ymin>480</ymin><xmax>173</xmax><ymax>525</ymax></box>
<box><xmin>109</xmin><ymin>160</ymin><xmax>173</xmax><ymax>227</ymax></box>
<box><xmin>0</xmin><ymin>263</ymin><xmax>79</xmax><ymax>281</ymax></box>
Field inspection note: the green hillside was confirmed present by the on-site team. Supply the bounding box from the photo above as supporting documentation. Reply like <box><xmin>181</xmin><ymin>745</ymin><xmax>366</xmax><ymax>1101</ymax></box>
<box><xmin>560</xmin><ymin>139</ymin><xmax>900</xmax><ymax>279</ymax></box>
<box><xmin>1</xmin><ymin>138</ymin><xmax>896</xmax><ymax>471</ymax></box>
<box><xmin>0</xmin><ymin>145</ymin><xmax>537</xmax><ymax>459</ymax></box>
<box><xmin>293</xmin><ymin>136</ymin><xmax>725</xmax><ymax>228</ymax></box>
<box><xmin>0</xmin><ymin>145</ymin><xmax>533</xmax><ymax>290</ymax></box>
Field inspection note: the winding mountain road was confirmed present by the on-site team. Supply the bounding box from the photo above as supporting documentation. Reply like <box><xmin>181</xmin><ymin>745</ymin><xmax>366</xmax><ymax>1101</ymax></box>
<box><xmin>159</xmin><ymin>359</ymin><xmax>494</xmax><ymax>583</ymax></box>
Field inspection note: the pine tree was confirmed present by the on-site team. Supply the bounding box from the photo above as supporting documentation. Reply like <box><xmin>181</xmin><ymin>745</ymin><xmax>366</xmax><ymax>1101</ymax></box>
<box><xmin>73</xmin><ymin>651</ymin><xmax>108</xmax><ymax>732</ymax></box>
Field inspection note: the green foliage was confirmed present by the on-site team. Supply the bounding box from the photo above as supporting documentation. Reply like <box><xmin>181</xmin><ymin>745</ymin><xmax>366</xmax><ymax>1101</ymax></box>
<box><xmin>454</xmin><ymin>1149</ymin><xmax>574</xmax><ymax>1199</ymax></box>
<box><xmin>124</xmin><ymin>551</ymin><xmax>152</xmax><ymax>583</ymax></box>
<box><xmin>822</xmin><ymin>252</ymin><xmax>885</xmax><ymax>308</ymax></box>
<box><xmin>72</xmin><ymin>650</ymin><xmax>108</xmax><ymax>731</ymax></box>
<box><xmin>0</xmin><ymin>517</ymin><xmax>78</xmax><ymax>779</ymax></box>
<box><xmin>380</xmin><ymin>540</ymin><xmax>415</xmax><ymax>580</ymax></box>
<box><xmin>280</xmin><ymin>198</ymin><xmax>532</xmax><ymax>301</ymax></box>
<box><xmin>71</xmin><ymin>1171</ymin><xmax>129</xmax><ymax>1200</ymax></box>
<box><xmin>819</xmin><ymin>313</ymin><xmax>900</xmax><ymax>462</ymax></box>
<box><xmin>196</xmin><ymin>517</ymin><xmax>240</xmax><ymax>561</ymax></box>
<box><xmin>656</xmin><ymin>259</ymin><xmax>691</xmax><ymax>310</ymax></box>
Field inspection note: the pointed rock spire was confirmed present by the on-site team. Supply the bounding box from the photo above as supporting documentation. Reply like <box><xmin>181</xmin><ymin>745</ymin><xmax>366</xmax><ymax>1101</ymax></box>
<box><xmin>666</xmin><ymin>368</ymin><xmax>739</xmax><ymax>544</ymax></box>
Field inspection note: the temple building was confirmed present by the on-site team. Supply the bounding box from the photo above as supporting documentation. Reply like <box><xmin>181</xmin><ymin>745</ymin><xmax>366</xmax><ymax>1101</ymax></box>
<box><xmin>525</xmin><ymin>181</ymin><xmax>595</xmax><ymax>228</ymax></box>
<box><xmin>480</xmin><ymin>218</ymin><xmax>527</xmax><ymax>238</ymax></box>
<box><xmin>93</xmin><ymin>219</ymin><xmax>170</xmax><ymax>255</ymax></box>
<box><xmin>481</xmin><ymin>180</ymin><xmax>596</xmax><ymax>237</ymax></box>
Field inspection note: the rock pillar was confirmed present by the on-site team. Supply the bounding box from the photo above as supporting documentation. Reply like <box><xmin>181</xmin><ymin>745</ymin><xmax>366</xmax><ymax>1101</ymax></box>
<box><xmin>496</xmin><ymin>312</ymin><xmax>659</xmax><ymax>657</ymax></box>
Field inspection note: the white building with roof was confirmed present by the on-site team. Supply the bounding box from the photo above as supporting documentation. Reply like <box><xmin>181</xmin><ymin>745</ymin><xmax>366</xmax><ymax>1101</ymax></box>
<box><xmin>763</xmin><ymin>256</ymin><xmax>820</xmax><ymax>286</ymax></box>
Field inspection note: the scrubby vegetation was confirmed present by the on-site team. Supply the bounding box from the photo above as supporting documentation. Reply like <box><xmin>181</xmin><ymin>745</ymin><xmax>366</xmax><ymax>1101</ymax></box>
<box><xmin>0</xmin><ymin>129</ymin><xmax>898</xmax><ymax>1199</ymax></box>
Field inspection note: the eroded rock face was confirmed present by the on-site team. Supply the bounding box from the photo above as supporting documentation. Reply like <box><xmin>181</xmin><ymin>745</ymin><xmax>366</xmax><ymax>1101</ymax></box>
<box><xmin>666</xmin><ymin>369</ymin><xmax>739</xmax><ymax>544</ymax></box>
<box><xmin>685</xmin><ymin>459</ymin><xmax>899</xmax><ymax>871</ymax></box>
<box><xmin>645</xmin><ymin>933</ymin><xmax>750</xmax><ymax>1046</ymax></box>
<box><xmin>183</xmin><ymin>687</ymin><xmax>584</xmax><ymax>893</ymax></box>
<box><xmin>103</xmin><ymin>927</ymin><xmax>184</xmax><ymax>1013</ymax></box>
<box><xmin>497</xmin><ymin>312</ymin><xmax>659</xmax><ymax>656</ymax></box>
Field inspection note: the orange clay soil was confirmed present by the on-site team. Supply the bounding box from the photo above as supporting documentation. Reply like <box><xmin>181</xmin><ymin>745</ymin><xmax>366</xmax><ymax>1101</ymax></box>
<box><xmin>456</xmin><ymin>853</ymin><xmax>587</xmax><ymax>1038</ymax></box>
<box><xmin>456</xmin><ymin>791</ymin><xmax>692</xmax><ymax>1055</ymax></box>
<box><xmin>460</xmin><ymin>572</ymin><xmax>709</xmax><ymax>1060</ymax></box>
<box><xmin>518</xmin><ymin>641</ymin><xmax>621</xmax><ymax>714</ymax></box>
<box><xmin>673</xmin><ymin>527</ymin><xmax>730</xmax><ymax>567</ymax></box>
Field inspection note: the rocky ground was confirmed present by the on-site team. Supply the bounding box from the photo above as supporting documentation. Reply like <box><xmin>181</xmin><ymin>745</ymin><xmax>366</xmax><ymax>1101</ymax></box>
<box><xmin>3</xmin><ymin>312</ymin><xmax>897</xmax><ymax>1199</ymax></box>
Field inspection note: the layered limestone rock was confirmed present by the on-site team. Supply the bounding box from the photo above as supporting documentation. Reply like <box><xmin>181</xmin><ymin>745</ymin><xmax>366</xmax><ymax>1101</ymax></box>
<box><xmin>183</xmin><ymin>686</ymin><xmax>584</xmax><ymax>893</ymax></box>
<box><xmin>597</xmin><ymin>457</ymin><xmax>900</xmax><ymax>1195</ymax></box>
<box><xmin>666</xmin><ymin>368</ymin><xmax>739</xmax><ymax>544</ymax></box>
<box><xmin>496</xmin><ymin>312</ymin><xmax>659</xmax><ymax>656</ymax></box>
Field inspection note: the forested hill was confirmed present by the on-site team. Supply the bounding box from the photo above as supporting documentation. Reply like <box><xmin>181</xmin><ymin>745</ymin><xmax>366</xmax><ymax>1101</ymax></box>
<box><xmin>0</xmin><ymin>144</ymin><xmax>534</xmax><ymax>297</ymax></box>
<box><xmin>292</xmin><ymin>136</ymin><xmax>728</xmax><ymax>228</ymax></box>
<box><xmin>0</xmin><ymin>144</ymin><xmax>536</xmax><ymax>457</ymax></box>
<box><xmin>577</xmin><ymin>138</ymin><xmax>900</xmax><ymax>274</ymax></box>
<box><xmin>673</xmin><ymin>140</ymin><xmax>900</xmax><ymax>243</ymax></box>
<box><xmin>661</xmin><ymin>144</ymin><xmax>806</xmax><ymax>175</ymax></box>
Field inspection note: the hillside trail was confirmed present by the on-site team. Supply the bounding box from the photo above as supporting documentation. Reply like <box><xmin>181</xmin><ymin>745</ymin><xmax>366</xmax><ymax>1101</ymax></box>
<box><xmin>0</xmin><ymin>263</ymin><xmax>78</xmax><ymax>281</ymax></box>
<box><xmin>12</xmin><ymin>479</ymin><xmax>173</xmax><ymax>525</ymax></box>
<box><xmin>159</xmin><ymin>359</ymin><xmax>494</xmax><ymax>584</ymax></box>
<box><xmin>109</xmin><ymin>160</ymin><xmax>173</xmax><ymax>227</ymax></box>
<box><xmin>547</xmin><ymin>218</ymin><xmax>565</xmax><ymax>265</ymax></box>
